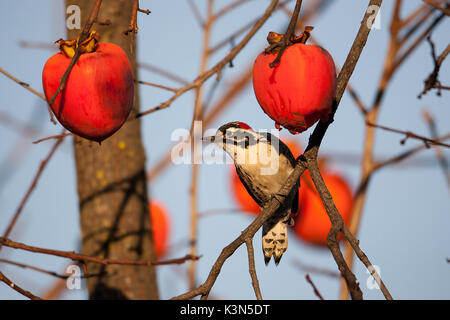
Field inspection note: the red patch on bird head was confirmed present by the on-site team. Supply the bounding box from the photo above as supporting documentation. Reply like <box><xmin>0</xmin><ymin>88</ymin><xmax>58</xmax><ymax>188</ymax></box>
<box><xmin>236</xmin><ymin>122</ymin><xmax>252</xmax><ymax>130</ymax></box>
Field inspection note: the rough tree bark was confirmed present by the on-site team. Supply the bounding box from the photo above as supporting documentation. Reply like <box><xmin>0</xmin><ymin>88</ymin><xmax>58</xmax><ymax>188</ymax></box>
<box><xmin>66</xmin><ymin>0</ymin><xmax>159</xmax><ymax>299</ymax></box>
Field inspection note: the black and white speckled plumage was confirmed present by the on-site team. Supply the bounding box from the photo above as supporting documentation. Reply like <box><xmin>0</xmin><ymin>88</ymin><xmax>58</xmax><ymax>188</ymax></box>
<box><xmin>215</xmin><ymin>122</ymin><xmax>300</xmax><ymax>265</ymax></box>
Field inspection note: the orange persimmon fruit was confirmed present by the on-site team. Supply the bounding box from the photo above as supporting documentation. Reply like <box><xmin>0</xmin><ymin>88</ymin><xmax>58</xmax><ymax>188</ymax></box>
<box><xmin>253</xmin><ymin>42</ymin><xmax>336</xmax><ymax>134</ymax></box>
<box><xmin>294</xmin><ymin>172</ymin><xmax>353</xmax><ymax>246</ymax></box>
<box><xmin>42</xmin><ymin>31</ymin><xmax>134</xmax><ymax>142</ymax></box>
<box><xmin>149</xmin><ymin>201</ymin><xmax>170</xmax><ymax>259</ymax></box>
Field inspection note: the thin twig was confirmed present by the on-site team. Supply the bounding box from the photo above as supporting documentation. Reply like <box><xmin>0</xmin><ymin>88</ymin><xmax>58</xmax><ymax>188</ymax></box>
<box><xmin>0</xmin><ymin>110</ymin><xmax>41</xmax><ymax>137</ymax></box>
<box><xmin>186</xmin><ymin>0</ymin><xmax>205</xmax><ymax>27</ymax></box>
<box><xmin>366</xmin><ymin>121</ymin><xmax>450</xmax><ymax>148</ymax></box>
<box><xmin>291</xmin><ymin>259</ymin><xmax>341</xmax><ymax>278</ymax></box>
<box><xmin>418</xmin><ymin>37</ymin><xmax>450</xmax><ymax>98</ymax></box>
<box><xmin>246</xmin><ymin>238</ymin><xmax>262</xmax><ymax>300</ymax></box>
<box><xmin>187</xmin><ymin>0</ymin><xmax>214</xmax><ymax>291</ymax></box>
<box><xmin>32</xmin><ymin>132</ymin><xmax>73</xmax><ymax>144</ymax></box>
<box><xmin>47</xmin><ymin>0</ymin><xmax>103</xmax><ymax>108</ymax></box>
<box><xmin>0</xmin><ymin>67</ymin><xmax>46</xmax><ymax>100</ymax></box>
<box><xmin>138</xmin><ymin>62</ymin><xmax>190</xmax><ymax>85</ymax></box>
<box><xmin>123</xmin><ymin>0</ymin><xmax>150</xmax><ymax>52</ymax></box>
<box><xmin>422</xmin><ymin>110</ymin><xmax>450</xmax><ymax>188</ymax></box>
<box><xmin>135</xmin><ymin>79</ymin><xmax>178</xmax><ymax>92</ymax></box>
<box><xmin>123</xmin><ymin>0</ymin><xmax>138</xmax><ymax>36</ymax></box>
<box><xmin>268</xmin><ymin>0</ymin><xmax>303</xmax><ymax>68</ymax></box>
<box><xmin>0</xmin><ymin>270</ymin><xmax>42</xmax><ymax>300</ymax></box>
<box><xmin>198</xmin><ymin>208</ymin><xmax>243</xmax><ymax>218</ymax></box>
<box><xmin>423</xmin><ymin>0</ymin><xmax>450</xmax><ymax>15</ymax></box>
<box><xmin>0</xmin><ymin>237</ymin><xmax>200</xmax><ymax>267</ymax></box>
<box><xmin>213</xmin><ymin>0</ymin><xmax>254</xmax><ymax>20</ymax></box>
<box><xmin>0</xmin><ymin>66</ymin><xmax>55</xmax><ymax>124</ymax></box>
<box><xmin>393</xmin><ymin>11</ymin><xmax>446</xmax><ymax>72</ymax></box>
<box><xmin>208</xmin><ymin>0</ymin><xmax>294</xmax><ymax>55</ymax></box>
<box><xmin>18</xmin><ymin>40</ymin><xmax>57</xmax><ymax>50</ymax></box>
<box><xmin>372</xmin><ymin>132</ymin><xmax>450</xmax><ymax>171</ymax></box>
<box><xmin>0</xmin><ymin>258</ymin><xmax>100</xmax><ymax>280</ymax></box>
<box><xmin>0</xmin><ymin>130</ymin><xmax>66</xmax><ymax>251</ymax></box>
<box><xmin>305</xmin><ymin>274</ymin><xmax>324</xmax><ymax>300</ymax></box>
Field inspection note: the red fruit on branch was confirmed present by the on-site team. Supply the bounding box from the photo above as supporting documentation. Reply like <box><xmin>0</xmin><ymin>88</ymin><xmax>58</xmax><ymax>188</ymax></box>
<box><xmin>252</xmin><ymin>31</ymin><xmax>336</xmax><ymax>134</ymax></box>
<box><xmin>149</xmin><ymin>201</ymin><xmax>171</xmax><ymax>259</ymax></box>
<box><xmin>42</xmin><ymin>31</ymin><xmax>134</xmax><ymax>142</ymax></box>
<box><xmin>294</xmin><ymin>172</ymin><xmax>353</xmax><ymax>246</ymax></box>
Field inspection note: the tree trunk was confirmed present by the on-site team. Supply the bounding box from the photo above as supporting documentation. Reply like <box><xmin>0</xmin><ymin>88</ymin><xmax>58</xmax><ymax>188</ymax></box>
<box><xmin>66</xmin><ymin>0</ymin><xmax>159</xmax><ymax>299</ymax></box>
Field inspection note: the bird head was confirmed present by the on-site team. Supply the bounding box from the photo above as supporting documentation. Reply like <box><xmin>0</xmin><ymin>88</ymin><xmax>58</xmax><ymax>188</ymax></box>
<box><xmin>202</xmin><ymin>121</ymin><xmax>256</xmax><ymax>164</ymax></box>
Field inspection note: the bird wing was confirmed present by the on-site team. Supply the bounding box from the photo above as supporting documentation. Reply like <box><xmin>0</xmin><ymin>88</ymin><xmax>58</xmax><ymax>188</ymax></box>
<box><xmin>235</xmin><ymin>165</ymin><xmax>271</xmax><ymax>207</ymax></box>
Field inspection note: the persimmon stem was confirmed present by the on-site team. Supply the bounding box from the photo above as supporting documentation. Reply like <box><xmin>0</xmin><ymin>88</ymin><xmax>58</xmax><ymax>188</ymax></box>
<box><xmin>269</xmin><ymin>0</ymin><xmax>303</xmax><ymax>67</ymax></box>
<box><xmin>47</xmin><ymin>0</ymin><xmax>103</xmax><ymax>107</ymax></box>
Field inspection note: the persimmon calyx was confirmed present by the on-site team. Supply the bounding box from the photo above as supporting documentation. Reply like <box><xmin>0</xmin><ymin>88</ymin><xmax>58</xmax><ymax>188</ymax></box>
<box><xmin>55</xmin><ymin>30</ymin><xmax>100</xmax><ymax>58</ymax></box>
<box><xmin>265</xmin><ymin>26</ymin><xmax>314</xmax><ymax>54</ymax></box>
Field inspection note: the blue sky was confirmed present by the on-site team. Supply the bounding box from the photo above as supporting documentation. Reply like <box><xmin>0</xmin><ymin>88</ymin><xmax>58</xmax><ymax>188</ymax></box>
<box><xmin>0</xmin><ymin>0</ymin><xmax>449</xmax><ymax>300</ymax></box>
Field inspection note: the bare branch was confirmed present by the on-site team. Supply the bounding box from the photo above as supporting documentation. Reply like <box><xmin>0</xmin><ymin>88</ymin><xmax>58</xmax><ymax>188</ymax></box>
<box><xmin>366</xmin><ymin>121</ymin><xmax>450</xmax><ymax>148</ymax></box>
<box><xmin>186</xmin><ymin>0</ymin><xmax>205</xmax><ymax>27</ymax></box>
<box><xmin>138</xmin><ymin>62</ymin><xmax>190</xmax><ymax>85</ymax></box>
<box><xmin>291</xmin><ymin>259</ymin><xmax>341</xmax><ymax>278</ymax></box>
<box><xmin>0</xmin><ymin>270</ymin><xmax>42</xmax><ymax>300</ymax></box>
<box><xmin>0</xmin><ymin>66</ymin><xmax>55</xmax><ymax>124</ymax></box>
<box><xmin>0</xmin><ymin>237</ymin><xmax>200</xmax><ymax>267</ymax></box>
<box><xmin>423</xmin><ymin>0</ymin><xmax>450</xmax><ymax>15</ymax></box>
<box><xmin>246</xmin><ymin>238</ymin><xmax>262</xmax><ymax>300</ymax></box>
<box><xmin>267</xmin><ymin>0</ymin><xmax>303</xmax><ymax>68</ymax></box>
<box><xmin>135</xmin><ymin>79</ymin><xmax>178</xmax><ymax>92</ymax></box>
<box><xmin>32</xmin><ymin>132</ymin><xmax>73</xmax><ymax>144</ymax></box>
<box><xmin>372</xmin><ymin>133</ymin><xmax>450</xmax><ymax>171</ymax></box>
<box><xmin>188</xmin><ymin>0</ymin><xmax>215</xmax><ymax>291</ymax></box>
<box><xmin>47</xmin><ymin>0</ymin><xmax>103</xmax><ymax>108</ymax></box>
<box><xmin>305</xmin><ymin>274</ymin><xmax>324</xmax><ymax>300</ymax></box>
<box><xmin>418</xmin><ymin>36</ymin><xmax>450</xmax><ymax>98</ymax></box>
<box><xmin>422</xmin><ymin>110</ymin><xmax>450</xmax><ymax>188</ymax></box>
<box><xmin>0</xmin><ymin>131</ymin><xmax>66</xmax><ymax>250</ymax></box>
<box><xmin>213</xmin><ymin>0</ymin><xmax>254</xmax><ymax>21</ymax></box>
<box><xmin>0</xmin><ymin>258</ymin><xmax>93</xmax><ymax>280</ymax></box>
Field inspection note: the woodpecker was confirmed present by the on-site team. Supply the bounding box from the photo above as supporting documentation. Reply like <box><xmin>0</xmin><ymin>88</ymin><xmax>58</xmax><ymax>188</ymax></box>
<box><xmin>203</xmin><ymin>121</ymin><xmax>299</xmax><ymax>265</ymax></box>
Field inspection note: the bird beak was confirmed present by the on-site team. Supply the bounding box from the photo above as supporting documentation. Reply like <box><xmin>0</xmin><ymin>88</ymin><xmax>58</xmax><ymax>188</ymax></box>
<box><xmin>202</xmin><ymin>135</ymin><xmax>216</xmax><ymax>143</ymax></box>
